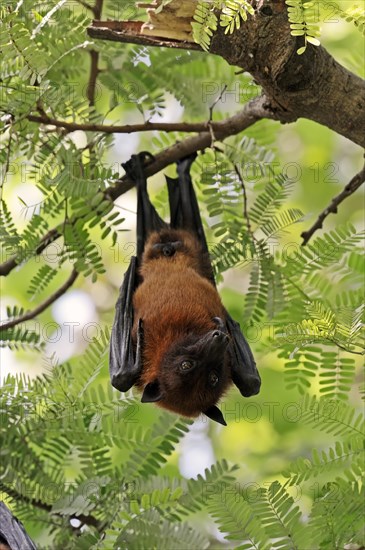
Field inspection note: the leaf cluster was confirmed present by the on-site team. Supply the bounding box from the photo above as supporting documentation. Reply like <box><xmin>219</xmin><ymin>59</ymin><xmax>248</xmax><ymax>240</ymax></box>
<box><xmin>189</xmin><ymin>0</ymin><xmax>364</xmax><ymax>53</ymax></box>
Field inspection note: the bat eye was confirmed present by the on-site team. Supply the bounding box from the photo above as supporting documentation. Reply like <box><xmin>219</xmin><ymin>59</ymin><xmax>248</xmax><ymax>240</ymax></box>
<box><xmin>180</xmin><ymin>360</ymin><xmax>194</xmax><ymax>371</ymax></box>
<box><xmin>209</xmin><ymin>372</ymin><xmax>219</xmax><ymax>387</ymax></box>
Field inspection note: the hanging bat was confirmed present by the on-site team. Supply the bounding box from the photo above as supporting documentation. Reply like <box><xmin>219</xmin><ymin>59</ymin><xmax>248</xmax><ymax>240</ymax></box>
<box><xmin>110</xmin><ymin>152</ymin><xmax>261</xmax><ymax>425</ymax></box>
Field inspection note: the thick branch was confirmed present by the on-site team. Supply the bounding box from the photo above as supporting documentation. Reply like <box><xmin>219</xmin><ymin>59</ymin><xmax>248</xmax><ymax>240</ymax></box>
<box><xmin>88</xmin><ymin>1</ymin><xmax>365</xmax><ymax>147</ymax></box>
<box><xmin>0</xmin><ymin>96</ymin><xmax>268</xmax><ymax>276</ymax></box>
<box><xmin>301</xmin><ymin>164</ymin><xmax>365</xmax><ymax>245</ymax></box>
<box><xmin>107</xmin><ymin>95</ymin><xmax>270</xmax><ymax>200</ymax></box>
<box><xmin>0</xmin><ymin>269</ymin><xmax>79</xmax><ymax>330</ymax></box>
<box><xmin>88</xmin><ymin>20</ymin><xmax>201</xmax><ymax>50</ymax></box>
<box><xmin>209</xmin><ymin>8</ymin><xmax>365</xmax><ymax>147</ymax></box>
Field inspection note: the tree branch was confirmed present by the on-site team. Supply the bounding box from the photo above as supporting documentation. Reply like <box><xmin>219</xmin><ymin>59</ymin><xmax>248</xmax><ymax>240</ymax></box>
<box><xmin>93</xmin><ymin>0</ymin><xmax>103</xmax><ymax>19</ymax></box>
<box><xmin>0</xmin><ymin>228</ymin><xmax>61</xmax><ymax>277</ymax></box>
<box><xmin>1</xmin><ymin>484</ymin><xmax>101</xmax><ymax>530</ymax></box>
<box><xmin>234</xmin><ymin>164</ymin><xmax>254</xmax><ymax>241</ymax></box>
<box><xmin>0</xmin><ymin>96</ymin><xmax>269</xmax><ymax>276</ymax></box>
<box><xmin>27</xmin><ymin>114</ymin><xmax>264</xmax><ymax>134</ymax></box>
<box><xmin>87</xmin><ymin>49</ymin><xmax>100</xmax><ymax>107</ymax></box>
<box><xmin>301</xmin><ymin>164</ymin><xmax>365</xmax><ymax>245</ymax></box>
<box><xmin>0</xmin><ymin>269</ymin><xmax>79</xmax><ymax>330</ymax></box>
<box><xmin>107</xmin><ymin>95</ymin><xmax>270</xmax><ymax>200</ymax></box>
<box><xmin>75</xmin><ymin>0</ymin><xmax>94</xmax><ymax>12</ymax></box>
<box><xmin>88</xmin><ymin>20</ymin><xmax>201</xmax><ymax>50</ymax></box>
<box><xmin>88</xmin><ymin>1</ymin><xmax>365</xmax><ymax>147</ymax></box>
<box><xmin>86</xmin><ymin>0</ymin><xmax>103</xmax><ymax>106</ymax></box>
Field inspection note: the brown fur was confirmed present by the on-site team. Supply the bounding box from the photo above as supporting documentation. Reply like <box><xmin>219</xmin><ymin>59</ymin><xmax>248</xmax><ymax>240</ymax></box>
<box><xmin>132</xmin><ymin>229</ymin><xmax>232</xmax><ymax>417</ymax></box>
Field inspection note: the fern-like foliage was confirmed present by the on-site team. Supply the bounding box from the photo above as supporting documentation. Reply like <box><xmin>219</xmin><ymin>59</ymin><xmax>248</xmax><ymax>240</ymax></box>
<box><xmin>1</xmin><ymin>1</ymin><xmax>364</xmax><ymax>548</ymax></box>
<box><xmin>0</xmin><ymin>339</ymin><xmax>239</xmax><ymax>549</ymax></box>
<box><xmin>1</xmin><ymin>331</ymin><xmax>363</xmax><ymax>547</ymax></box>
<box><xmin>191</xmin><ymin>0</ymin><xmax>255</xmax><ymax>50</ymax></box>
<box><xmin>285</xmin><ymin>0</ymin><xmax>321</xmax><ymax>54</ymax></box>
<box><xmin>190</xmin><ymin>0</ymin><xmax>364</xmax><ymax>53</ymax></box>
<box><xmin>191</xmin><ymin>1</ymin><xmax>218</xmax><ymax>51</ymax></box>
<box><xmin>282</xmin><ymin>396</ymin><xmax>365</xmax><ymax>486</ymax></box>
<box><xmin>220</xmin><ymin>0</ymin><xmax>254</xmax><ymax>35</ymax></box>
<box><xmin>308</xmin><ymin>479</ymin><xmax>365</xmax><ymax>550</ymax></box>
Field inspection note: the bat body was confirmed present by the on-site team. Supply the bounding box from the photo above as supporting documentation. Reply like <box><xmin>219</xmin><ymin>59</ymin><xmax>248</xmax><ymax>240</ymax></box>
<box><xmin>133</xmin><ymin>228</ymin><xmax>231</xmax><ymax>418</ymax></box>
<box><xmin>110</xmin><ymin>153</ymin><xmax>261</xmax><ymax>425</ymax></box>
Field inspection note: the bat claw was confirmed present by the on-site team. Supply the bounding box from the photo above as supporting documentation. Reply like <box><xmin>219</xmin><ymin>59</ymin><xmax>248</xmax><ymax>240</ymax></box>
<box><xmin>122</xmin><ymin>152</ymin><xmax>155</xmax><ymax>182</ymax></box>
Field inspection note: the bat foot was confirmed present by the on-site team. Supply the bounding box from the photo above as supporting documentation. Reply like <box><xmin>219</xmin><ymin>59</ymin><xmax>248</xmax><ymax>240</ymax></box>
<box><xmin>122</xmin><ymin>152</ymin><xmax>155</xmax><ymax>181</ymax></box>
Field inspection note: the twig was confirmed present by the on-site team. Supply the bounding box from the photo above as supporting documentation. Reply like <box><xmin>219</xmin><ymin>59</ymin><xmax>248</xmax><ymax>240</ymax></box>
<box><xmin>86</xmin><ymin>0</ymin><xmax>103</xmax><ymax>106</ymax></box>
<box><xmin>208</xmin><ymin>84</ymin><xmax>227</xmax><ymax>146</ymax></box>
<box><xmin>0</xmin><ymin>269</ymin><xmax>78</xmax><ymax>330</ymax></box>
<box><xmin>234</xmin><ymin>163</ymin><xmax>254</xmax><ymax>240</ymax></box>
<box><xmin>301</xmin><ymin>164</ymin><xmax>365</xmax><ymax>245</ymax></box>
<box><xmin>0</xmin><ymin>123</ymin><xmax>13</xmax><ymax>201</ymax></box>
<box><xmin>93</xmin><ymin>0</ymin><xmax>103</xmax><ymax>19</ymax></box>
<box><xmin>87</xmin><ymin>21</ymin><xmax>201</xmax><ymax>51</ymax></box>
<box><xmin>0</xmin><ymin>227</ymin><xmax>60</xmax><ymax>277</ymax></box>
<box><xmin>1</xmin><ymin>96</ymin><xmax>270</xmax><ymax>277</ymax></box>
<box><xmin>1</xmin><ymin>484</ymin><xmax>101</xmax><ymax>530</ymax></box>
<box><xmin>75</xmin><ymin>0</ymin><xmax>94</xmax><ymax>11</ymax></box>
<box><xmin>209</xmin><ymin>84</ymin><xmax>228</xmax><ymax>122</ymax></box>
<box><xmin>87</xmin><ymin>49</ymin><xmax>100</xmax><ymax>107</ymax></box>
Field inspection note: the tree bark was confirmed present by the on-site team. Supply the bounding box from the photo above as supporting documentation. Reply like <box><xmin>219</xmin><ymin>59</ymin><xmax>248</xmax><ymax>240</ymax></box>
<box><xmin>209</xmin><ymin>3</ymin><xmax>364</xmax><ymax>147</ymax></box>
<box><xmin>88</xmin><ymin>0</ymin><xmax>365</xmax><ymax>147</ymax></box>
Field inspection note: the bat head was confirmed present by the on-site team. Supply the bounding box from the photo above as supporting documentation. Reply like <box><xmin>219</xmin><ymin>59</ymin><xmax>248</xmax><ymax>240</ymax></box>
<box><xmin>141</xmin><ymin>323</ymin><xmax>231</xmax><ymax>425</ymax></box>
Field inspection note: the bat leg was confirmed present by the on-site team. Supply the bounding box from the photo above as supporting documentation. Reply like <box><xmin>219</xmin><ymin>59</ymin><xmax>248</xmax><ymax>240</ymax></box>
<box><xmin>166</xmin><ymin>153</ymin><xmax>215</xmax><ymax>284</ymax></box>
<box><xmin>166</xmin><ymin>153</ymin><xmax>204</xmax><ymax>240</ymax></box>
<box><xmin>122</xmin><ymin>152</ymin><xmax>166</xmax><ymax>258</ymax></box>
<box><xmin>226</xmin><ymin>313</ymin><xmax>261</xmax><ymax>397</ymax></box>
<box><xmin>109</xmin><ymin>256</ymin><xmax>144</xmax><ymax>392</ymax></box>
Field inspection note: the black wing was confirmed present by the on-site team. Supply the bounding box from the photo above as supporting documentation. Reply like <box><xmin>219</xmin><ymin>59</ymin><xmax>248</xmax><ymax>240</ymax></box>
<box><xmin>226</xmin><ymin>313</ymin><xmax>261</xmax><ymax>396</ymax></box>
<box><xmin>109</xmin><ymin>153</ymin><xmax>166</xmax><ymax>392</ymax></box>
<box><xmin>110</xmin><ymin>256</ymin><xmax>143</xmax><ymax>391</ymax></box>
<box><xmin>166</xmin><ymin>153</ymin><xmax>261</xmax><ymax>398</ymax></box>
<box><xmin>124</xmin><ymin>152</ymin><xmax>166</xmax><ymax>259</ymax></box>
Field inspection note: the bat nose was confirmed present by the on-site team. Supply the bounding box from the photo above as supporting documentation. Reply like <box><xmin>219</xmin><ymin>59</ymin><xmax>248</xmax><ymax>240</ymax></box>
<box><xmin>212</xmin><ymin>330</ymin><xmax>229</xmax><ymax>344</ymax></box>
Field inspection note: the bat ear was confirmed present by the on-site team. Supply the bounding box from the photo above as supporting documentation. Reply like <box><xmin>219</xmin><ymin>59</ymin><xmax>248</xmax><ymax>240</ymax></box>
<box><xmin>141</xmin><ymin>380</ymin><xmax>163</xmax><ymax>403</ymax></box>
<box><xmin>204</xmin><ymin>405</ymin><xmax>227</xmax><ymax>426</ymax></box>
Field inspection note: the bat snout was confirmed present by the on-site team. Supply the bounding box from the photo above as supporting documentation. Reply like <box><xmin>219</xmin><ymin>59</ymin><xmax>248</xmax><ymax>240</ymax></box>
<box><xmin>200</xmin><ymin>329</ymin><xmax>229</xmax><ymax>355</ymax></box>
<box><xmin>212</xmin><ymin>330</ymin><xmax>229</xmax><ymax>344</ymax></box>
